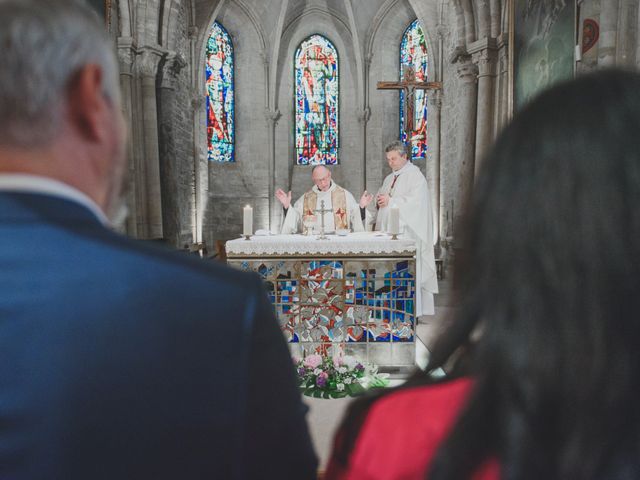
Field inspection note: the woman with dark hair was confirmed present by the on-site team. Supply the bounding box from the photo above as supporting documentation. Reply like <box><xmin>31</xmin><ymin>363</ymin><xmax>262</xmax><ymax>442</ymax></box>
<box><xmin>326</xmin><ymin>69</ymin><xmax>640</xmax><ymax>480</ymax></box>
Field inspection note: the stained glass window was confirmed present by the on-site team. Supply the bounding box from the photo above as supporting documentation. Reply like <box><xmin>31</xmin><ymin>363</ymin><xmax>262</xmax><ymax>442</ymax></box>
<box><xmin>295</xmin><ymin>34</ymin><xmax>339</xmax><ymax>165</ymax></box>
<box><xmin>400</xmin><ymin>19</ymin><xmax>428</xmax><ymax>160</ymax></box>
<box><xmin>206</xmin><ymin>21</ymin><xmax>234</xmax><ymax>162</ymax></box>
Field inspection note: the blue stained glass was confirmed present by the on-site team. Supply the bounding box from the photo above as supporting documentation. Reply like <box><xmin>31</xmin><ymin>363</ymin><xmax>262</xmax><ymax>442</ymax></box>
<box><xmin>206</xmin><ymin>22</ymin><xmax>234</xmax><ymax>162</ymax></box>
<box><xmin>400</xmin><ymin>19</ymin><xmax>428</xmax><ymax>160</ymax></box>
<box><xmin>295</xmin><ymin>34</ymin><xmax>339</xmax><ymax>165</ymax></box>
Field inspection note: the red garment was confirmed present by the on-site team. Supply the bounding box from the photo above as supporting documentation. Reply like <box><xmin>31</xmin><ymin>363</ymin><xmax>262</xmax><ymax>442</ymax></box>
<box><xmin>325</xmin><ymin>378</ymin><xmax>499</xmax><ymax>480</ymax></box>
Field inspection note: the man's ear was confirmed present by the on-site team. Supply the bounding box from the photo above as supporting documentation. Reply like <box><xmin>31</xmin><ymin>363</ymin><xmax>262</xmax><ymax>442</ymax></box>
<box><xmin>66</xmin><ymin>64</ymin><xmax>109</xmax><ymax>143</ymax></box>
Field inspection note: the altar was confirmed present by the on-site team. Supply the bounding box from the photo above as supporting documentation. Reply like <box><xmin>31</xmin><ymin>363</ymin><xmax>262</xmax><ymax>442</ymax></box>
<box><xmin>226</xmin><ymin>232</ymin><xmax>417</xmax><ymax>368</ymax></box>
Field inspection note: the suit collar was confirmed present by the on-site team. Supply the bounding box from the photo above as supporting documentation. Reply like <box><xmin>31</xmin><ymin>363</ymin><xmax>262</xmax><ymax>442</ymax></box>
<box><xmin>0</xmin><ymin>191</ymin><xmax>107</xmax><ymax>227</ymax></box>
<box><xmin>0</xmin><ymin>174</ymin><xmax>109</xmax><ymax>225</ymax></box>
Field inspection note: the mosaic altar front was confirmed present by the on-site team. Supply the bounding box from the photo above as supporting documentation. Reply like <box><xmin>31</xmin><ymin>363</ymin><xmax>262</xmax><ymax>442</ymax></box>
<box><xmin>229</xmin><ymin>256</ymin><xmax>416</xmax><ymax>367</ymax></box>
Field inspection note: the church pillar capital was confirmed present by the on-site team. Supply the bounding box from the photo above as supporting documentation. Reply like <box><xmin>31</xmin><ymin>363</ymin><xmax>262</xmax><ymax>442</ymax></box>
<box><xmin>259</xmin><ymin>50</ymin><xmax>270</xmax><ymax>68</ymax></box>
<box><xmin>189</xmin><ymin>88</ymin><xmax>199</xmax><ymax>112</ymax></box>
<box><xmin>356</xmin><ymin>107</ymin><xmax>371</xmax><ymax>125</ymax></box>
<box><xmin>264</xmin><ymin>108</ymin><xmax>282</xmax><ymax>126</ymax></box>
<box><xmin>117</xmin><ymin>38</ymin><xmax>136</xmax><ymax>76</ymax></box>
<box><xmin>188</xmin><ymin>25</ymin><xmax>199</xmax><ymax>40</ymax></box>
<box><xmin>472</xmin><ymin>49</ymin><xmax>497</xmax><ymax>78</ymax></box>
<box><xmin>498</xmin><ymin>46</ymin><xmax>509</xmax><ymax>75</ymax></box>
<box><xmin>456</xmin><ymin>61</ymin><xmax>478</xmax><ymax>83</ymax></box>
<box><xmin>159</xmin><ymin>52</ymin><xmax>187</xmax><ymax>90</ymax></box>
<box><xmin>190</xmin><ymin>90</ymin><xmax>205</xmax><ymax>113</ymax></box>
<box><xmin>364</xmin><ymin>52</ymin><xmax>374</xmax><ymax>68</ymax></box>
<box><xmin>136</xmin><ymin>47</ymin><xmax>166</xmax><ymax>79</ymax></box>
<box><xmin>428</xmin><ymin>89</ymin><xmax>443</xmax><ymax>110</ymax></box>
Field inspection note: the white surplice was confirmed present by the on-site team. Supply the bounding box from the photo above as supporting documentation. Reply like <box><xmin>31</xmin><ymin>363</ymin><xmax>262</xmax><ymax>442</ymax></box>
<box><xmin>281</xmin><ymin>182</ymin><xmax>365</xmax><ymax>234</ymax></box>
<box><xmin>367</xmin><ymin>162</ymin><xmax>438</xmax><ymax>315</ymax></box>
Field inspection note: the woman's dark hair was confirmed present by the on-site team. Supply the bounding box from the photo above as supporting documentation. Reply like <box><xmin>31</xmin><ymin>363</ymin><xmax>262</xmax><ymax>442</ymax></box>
<box><xmin>428</xmin><ymin>69</ymin><xmax>640</xmax><ymax>479</ymax></box>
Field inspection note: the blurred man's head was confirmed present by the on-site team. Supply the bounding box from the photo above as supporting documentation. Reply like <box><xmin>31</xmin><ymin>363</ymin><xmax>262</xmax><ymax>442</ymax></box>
<box><xmin>384</xmin><ymin>141</ymin><xmax>409</xmax><ymax>172</ymax></box>
<box><xmin>0</xmin><ymin>0</ymin><xmax>126</xmax><ymax>218</ymax></box>
<box><xmin>311</xmin><ymin>165</ymin><xmax>332</xmax><ymax>192</ymax></box>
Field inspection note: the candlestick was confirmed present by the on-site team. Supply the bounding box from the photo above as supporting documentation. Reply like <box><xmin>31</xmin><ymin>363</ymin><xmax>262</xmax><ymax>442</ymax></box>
<box><xmin>243</xmin><ymin>205</ymin><xmax>253</xmax><ymax>239</ymax></box>
<box><xmin>389</xmin><ymin>205</ymin><xmax>400</xmax><ymax>239</ymax></box>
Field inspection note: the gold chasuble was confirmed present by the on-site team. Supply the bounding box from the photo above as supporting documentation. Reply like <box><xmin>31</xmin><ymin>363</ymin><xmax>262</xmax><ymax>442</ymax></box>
<box><xmin>303</xmin><ymin>187</ymin><xmax>349</xmax><ymax>230</ymax></box>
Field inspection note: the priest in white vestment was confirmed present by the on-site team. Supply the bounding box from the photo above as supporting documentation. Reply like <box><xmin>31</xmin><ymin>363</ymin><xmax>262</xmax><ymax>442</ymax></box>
<box><xmin>277</xmin><ymin>165</ymin><xmax>365</xmax><ymax>234</ymax></box>
<box><xmin>363</xmin><ymin>141</ymin><xmax>439</xmax><ymax>316</ymax></box>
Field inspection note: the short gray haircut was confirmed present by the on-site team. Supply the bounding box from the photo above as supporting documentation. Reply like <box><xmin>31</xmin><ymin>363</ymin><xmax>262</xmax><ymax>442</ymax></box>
<box><xmin>384</xmin><ymin>140</ymin><xmax>408</xmax><ymax>157</ymax></box>
<box><xmin>0</xmin><ymin>0</ymin><xmax>119</xmax><ymax>147</ymax></box>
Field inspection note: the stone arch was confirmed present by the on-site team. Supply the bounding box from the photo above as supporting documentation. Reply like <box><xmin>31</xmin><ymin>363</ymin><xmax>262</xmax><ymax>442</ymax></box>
<box><xmin>135</xmin><ymin>0</ymin><xmax>162</xmax><ymax>46</ymax></box>
<box><xmin>117</xmin><ymin>0</ymin><xmax>133</xmax><ymax>38</ymax></box>
<box><xmin>405</xmin><ymin>0</ymin><xmax>441</xmax><ymax>81</ymax></box>
<box><xmin>196</xmin><ymin>0</ymin><xmax>270</xmax><ymax>244</ymax></box>
<box><xmin>274</xmin><ymin>6</ymin><xmax>361</xmax><ymax>206</ymax></box>
<box><xmin>365</xmin><ymin>0</ymin><xmax>423</xmax><ymax>191</ymax></box>
<box><xmin>368</xmin><ymin>0</ymin><xmax>439</xmax><ymax>82</ymax></box>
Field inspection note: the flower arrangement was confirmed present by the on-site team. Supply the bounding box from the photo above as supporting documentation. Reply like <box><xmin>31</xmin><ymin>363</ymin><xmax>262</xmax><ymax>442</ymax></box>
<box><xmin>295</xmin><ymin>352</ymin><xmax>389</xmax><ymax>399</ymax></box>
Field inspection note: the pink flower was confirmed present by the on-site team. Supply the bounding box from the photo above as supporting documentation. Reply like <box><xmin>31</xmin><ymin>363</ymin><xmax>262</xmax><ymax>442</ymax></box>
<box><xmin>332</xmin><ymin>353</ymin><xmax>344</xmax><ymax>368</ymax></box>
<box><xmin>303</xmin><ymin>354</ymin><xmax>322</xmax><ymax>369</ymax></box>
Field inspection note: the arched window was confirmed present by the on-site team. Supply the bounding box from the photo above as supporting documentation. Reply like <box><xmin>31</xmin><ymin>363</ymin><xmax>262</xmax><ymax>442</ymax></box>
<box><xmin>294</xmin><ymin>34</ymin><xmax>339</xmax><ymax>165</ymax></box>
<box><xmin>400</xmin><ymin>19</ymin><xmax>428</xmax><ymax>160</ymax></box>
<box><xmin>206</xmin><ymin>21</ymin><xmax>234</xmax><ymax>162</ymax></box>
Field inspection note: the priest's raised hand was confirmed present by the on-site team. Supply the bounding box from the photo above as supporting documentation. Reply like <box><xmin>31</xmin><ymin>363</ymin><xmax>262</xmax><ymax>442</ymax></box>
<box><xmin>359</xmin><ymin>190</ymin><xmax>374</xmax><ymax>209</ymax></box>
<box><xmin>275</xmin><ymin>188</ymin><xmax>292</xmax><ymax>210</ymax></box>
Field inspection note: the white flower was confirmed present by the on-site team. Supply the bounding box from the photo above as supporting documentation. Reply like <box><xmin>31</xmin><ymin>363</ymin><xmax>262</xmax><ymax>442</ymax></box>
<box><xmin>337</xmin><ymin>383</ymin><xmax>345</xmax><ymax>391</ymax></box>
<box><xmin>344</xmin><ymin>377</ymin><xmax>353</xmax><ymax>384</ymax></box>
<box><xmin>337</xmin><ymin>367</ymin><xmax>347</xmax><ymax>374</ymax></box>
<box><xmin>343</xmin><ymin>355</ymin><xmax>357</xmax><ymax>369</ymax></box>
<box><xmin>313</xmin><ymin>368</ymin><xmax>322</xmax><ymax>375</ymax></box>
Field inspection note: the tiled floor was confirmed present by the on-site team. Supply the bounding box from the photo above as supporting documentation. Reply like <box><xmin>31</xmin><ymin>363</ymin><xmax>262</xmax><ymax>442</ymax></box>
<box><xmin>306</xmin><ymin>273</ymin><xmax>455</xmax><ymax>470</ymax></box>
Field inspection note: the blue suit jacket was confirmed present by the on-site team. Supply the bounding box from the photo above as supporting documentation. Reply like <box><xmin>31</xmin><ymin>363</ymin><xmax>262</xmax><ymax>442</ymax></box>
<box><xmin>0</xmin><ymin>192</ymin><xmax>317</xmax><ymax>479</ymax></box>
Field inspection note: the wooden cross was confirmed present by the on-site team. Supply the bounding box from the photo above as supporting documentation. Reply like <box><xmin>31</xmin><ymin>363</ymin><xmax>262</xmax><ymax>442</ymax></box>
<box><xmin>314</xmin><ymin>200</ymin><xmax>332</xmax><ymax>240</ymax></box>
<box><xmin>377</xmin><ymin>66</ymin><xmax>442</xmax><ymax>143</ymax></box>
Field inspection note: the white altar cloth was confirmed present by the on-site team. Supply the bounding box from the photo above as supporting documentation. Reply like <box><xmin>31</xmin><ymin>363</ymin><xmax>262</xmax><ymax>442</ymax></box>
<box><xmin>226</xmin><ymin>231</ymin><xmax>416</xmax><ymax>257</ymax></box>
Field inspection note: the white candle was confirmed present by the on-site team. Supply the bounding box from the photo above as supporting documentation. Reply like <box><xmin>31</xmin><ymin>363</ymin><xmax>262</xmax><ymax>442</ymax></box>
<box><xmin>389</xmin><ymin>205</ymin><xmax>400</xmax><ymax>235</ymax></box>
<box><xmin>243</xmin><ymin>205</ymin><xmax>253</xmax><ymax>236</ymax></box>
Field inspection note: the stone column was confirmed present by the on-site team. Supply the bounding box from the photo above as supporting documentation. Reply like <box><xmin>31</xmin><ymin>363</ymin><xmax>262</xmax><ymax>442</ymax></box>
<box><xmin>497</xmin><ymin>39</ymin><xmax>510</xmax><ymax>132</ymax></box>
<box><xmin>455</xmin><ymin>57</ymin><xmax>478</xmax><ymax>225</ymax></box>
<box><xmin>137</xmin><ymin>47</ymin><xmax>165</xmax><ymax>239</ymax></box>
<box><xmin>472</xmin><ymin>46</ymin><xmax>497</xmax><ymax>175</ymax></box>
<box><xmin>427</xmin><ymin>90</ymin><xmax>442</xmax><ymax>243</ymax></box>
<box><xmin>190</xmin><ymin>90</ymin><xmax>208</xmax><ymax>245</ymax></box>
<box><xmin>187</xmin><ymin>25</ymin><xmax>205</xmax><ymax>244</ymax></box>
<box><xmin>617</xmin><ymin>0</ymin><xmax>639</xmax><ymax>66</ymax></box>
<box><xmin>117</xmin><ymin>39</ymin><xmax>138</xmax><ymax>237</ymax></box>
<box><xmin>357</xmin><ymin>107</ymin><xmax>371</xmax><ymax>195</ymax></box>
<box><xmin>157</xmin><ymin>53</ymin><xmax>187</xmax><ymax>247</ymax></box>
<box><xmin>265</xmin><ymin>108</ymin><xmax>281</xmax><ymax>230</ymax></box>
<box><xmin>362</xmin><ymin>52</ymin><xmax>374</xmax><ymax>192</ymax></box>
<box><xmin>599</xmin><ymin>0</ymin><xmax>620</xmax><ymax>67</ymax></box>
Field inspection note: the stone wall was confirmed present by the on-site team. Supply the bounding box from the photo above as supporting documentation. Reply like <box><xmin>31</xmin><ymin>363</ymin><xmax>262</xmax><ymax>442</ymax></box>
<box><xmin>201</xmin><ymin>2</ymin><xmax>270</xmax><ymax>244</ymax></box>
<box><xmin>114</xmin><ymin>0</ymin><xmax>510</xmax><ymax>250</ymax></box>
<box><xmin>158</xmin><ymin>0</ymin><xmax>196</xmax><ymax>248</ymax></box>
<box><xmin>439</xmin><ymin>3</ymin><xmax>467</xmax><ymax>240</ymax></box>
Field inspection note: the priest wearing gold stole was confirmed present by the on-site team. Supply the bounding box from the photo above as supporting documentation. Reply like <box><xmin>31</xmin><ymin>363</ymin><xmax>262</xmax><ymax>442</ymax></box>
<box><xmin>362</xmin><ymin>141</ymin><xmax>439</xmax><ymax>315</ymax></box>
<box><xmin>277</xmin><ymin>166</ymin><xmax>365</xmax><ymax>234</ymax></box>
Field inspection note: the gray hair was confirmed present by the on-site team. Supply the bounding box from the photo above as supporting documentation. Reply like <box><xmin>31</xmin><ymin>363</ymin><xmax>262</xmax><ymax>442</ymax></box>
<box><xmin>0</xmin><ymin>0</ymin><xmax>119</xmax><ymax>147</ymax></box>
<box><xmin>384</xmin><ymin>140</ymin><xmax>408</xmax><ymax>157</ymax></box>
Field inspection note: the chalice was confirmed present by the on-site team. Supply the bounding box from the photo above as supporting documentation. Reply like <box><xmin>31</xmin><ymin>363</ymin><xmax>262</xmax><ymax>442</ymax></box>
<box><xmin>302</xmin><ymin>215</ymin><xmax>316</xmax><ymax>236</ymax></box>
